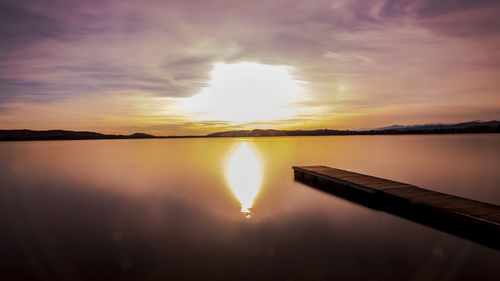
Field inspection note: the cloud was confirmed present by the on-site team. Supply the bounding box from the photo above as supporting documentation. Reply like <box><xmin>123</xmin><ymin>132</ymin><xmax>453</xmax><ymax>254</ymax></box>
<box><xmin>323</xmin><ymin>51</ymin><xmax>376</xmax><ymax>63</ymax></box>
<box><xmin>416</xmin><ymin>0</ymin><xmax>497</xmax><ymax>18</ymax></box>
<box><xmin>0</xmin><ymin>0</ymin><xmax>499</xmax><ymax>132</ymax></box>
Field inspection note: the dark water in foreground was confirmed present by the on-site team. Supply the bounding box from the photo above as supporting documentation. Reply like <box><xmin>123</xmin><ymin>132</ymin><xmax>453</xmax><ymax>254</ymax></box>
<box><xmin>1</xmin><ymin>134</ymin><xmax>500</xmax><ymax>281</ymax></box>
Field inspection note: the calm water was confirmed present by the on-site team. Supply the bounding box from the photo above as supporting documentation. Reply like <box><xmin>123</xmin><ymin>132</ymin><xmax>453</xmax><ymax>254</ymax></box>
<box><xmin>1</xmin><ymin>134</ymin><xmax>500</xmax><ymax>280</ymax></box>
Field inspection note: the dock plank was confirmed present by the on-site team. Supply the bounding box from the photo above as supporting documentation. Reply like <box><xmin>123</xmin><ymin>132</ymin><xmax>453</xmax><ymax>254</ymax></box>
<box><xmin>297</xmin><ymin>166</ymin><xmax>413</xmax><ymax>190</ymax></box>
<box><xmin>293</xmin><ymin>165</ymin><xmax>500</xmax><ymax>250</ymax></box>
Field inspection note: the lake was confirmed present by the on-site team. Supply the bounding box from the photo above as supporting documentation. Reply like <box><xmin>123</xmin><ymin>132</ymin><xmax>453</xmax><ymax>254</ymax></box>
<box><xmin>1</xmin><ymin>134</ymin><xmax>500</xmax><ymax>280</ymax></box>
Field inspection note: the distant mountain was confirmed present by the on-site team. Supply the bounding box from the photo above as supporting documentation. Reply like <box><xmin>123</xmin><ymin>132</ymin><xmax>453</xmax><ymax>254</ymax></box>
<box><xmin>2</xmin><ymin>120</ymin><xmax>499</xmax><ymax>141</ymax></box>
<box><xmin>207</xmin><ymin>120</ymin><xmax>500</xmax><ymax>137</ymax></box>
<box><xmin>0</xmin><ymin>130</ymin><xmax>156</xmax><ymax>141</ymax></box>
<box><xmin>373</xmin><ymin>124</ymin><xmax>408</xmax><ymax>131</ymax></box>
<box><xmin>128</xmin><ymin>132</ymin><xmax>156</xmax><ymax>138</ymax></box>
<box><xmin>373</xmin><ymin>120</ymin><xmax>500</xmax><ymax>131</ymax></box>
<box><xmin>207</xmin><ymin>129</ymin><xmax>353</xmax><ymax>137</ymax></box>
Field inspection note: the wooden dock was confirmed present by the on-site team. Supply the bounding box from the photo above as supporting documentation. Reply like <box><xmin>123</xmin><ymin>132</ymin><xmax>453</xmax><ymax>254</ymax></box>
<box><xmin>293</xmin><ymin>166</ymin><xmax>500</xmax><ymax>250</ymax></box>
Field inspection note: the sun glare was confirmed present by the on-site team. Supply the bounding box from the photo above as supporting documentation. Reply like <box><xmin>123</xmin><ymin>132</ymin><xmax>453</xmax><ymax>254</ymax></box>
<box><xmin>226</xmin><ymin>142</ymin><xmax>262</xmax><ymax>216</ymax></box>
<box><xmin>183</xmin><ymin>62</ymin><xmax>305</xmax><ymax>123</ymax></box>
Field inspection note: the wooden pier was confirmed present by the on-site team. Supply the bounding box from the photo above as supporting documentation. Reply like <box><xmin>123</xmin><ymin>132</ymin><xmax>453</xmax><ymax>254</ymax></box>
<box><xmin>293</xmin><ymin>166</ymin><xmax>500</xmax><ymax>250</ymax></box>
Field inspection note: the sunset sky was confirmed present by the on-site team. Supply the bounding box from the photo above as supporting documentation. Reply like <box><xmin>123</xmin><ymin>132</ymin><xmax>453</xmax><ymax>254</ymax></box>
<box><xmin>1</xmin><ymin>0</ymin><xmax>499</xmax><ymax>135</ymax></box>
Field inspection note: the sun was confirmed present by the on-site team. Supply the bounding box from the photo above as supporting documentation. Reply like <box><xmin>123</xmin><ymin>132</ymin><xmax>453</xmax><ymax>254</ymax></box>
<box><xmin>182</xmin><ymin>62</ymin><xmax>305</xmax><ymax>123</ymax></box>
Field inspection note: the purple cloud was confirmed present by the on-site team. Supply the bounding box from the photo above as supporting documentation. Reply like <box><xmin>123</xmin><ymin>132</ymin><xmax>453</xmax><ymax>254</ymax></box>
<box><xmin>0</xmin><ymin>0</ymin><xmax>499</xmax><ymax>133</ymax></box>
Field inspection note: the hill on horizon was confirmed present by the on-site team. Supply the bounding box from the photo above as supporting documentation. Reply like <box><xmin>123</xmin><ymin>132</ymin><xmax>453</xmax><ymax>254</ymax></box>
<box><xmin>0</xmin><ymin>129</ymin><xmax>156</xmax><ymax>141</ymax></box>
<box><xmin>1</xmin><ymin>120</ymin><xmax>499</xmax><ymax>141</ymax></box>
<box><xmin>207</xmin><ymin>120</ymin><xmax>500</xmax><ymax>137</ymax></box>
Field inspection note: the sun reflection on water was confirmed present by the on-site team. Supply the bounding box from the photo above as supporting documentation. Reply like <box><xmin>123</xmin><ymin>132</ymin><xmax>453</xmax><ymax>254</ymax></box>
<box><xmin>226</xmin><ymin>142</ymin><xmax>262</xmax><ymax>217</ymax></box>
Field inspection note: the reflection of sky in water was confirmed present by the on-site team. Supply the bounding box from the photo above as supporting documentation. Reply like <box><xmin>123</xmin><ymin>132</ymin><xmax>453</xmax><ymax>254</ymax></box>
<box><xmin>226</xmin><ymin>142</ymin><xmax>262</xmax><ymax>216</ymax></box>
<box><xmin>1</xmin><ymin>135</ymin><xmax>500</xmax><ymax>280</ymax></box>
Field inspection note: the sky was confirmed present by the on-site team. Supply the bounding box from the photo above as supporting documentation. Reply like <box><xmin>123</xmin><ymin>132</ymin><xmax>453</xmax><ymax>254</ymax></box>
<box><xmin>1</xmin><ymin>0</ymin><xmax>499</xmax><ymax>135</ymax></box>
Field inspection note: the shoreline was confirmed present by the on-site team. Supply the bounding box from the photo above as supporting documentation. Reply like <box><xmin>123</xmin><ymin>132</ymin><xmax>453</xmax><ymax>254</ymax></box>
<box><xmin>1</xmin><ymin>130</ymin><xmax>499</xmax><ymax>142</ymax></box>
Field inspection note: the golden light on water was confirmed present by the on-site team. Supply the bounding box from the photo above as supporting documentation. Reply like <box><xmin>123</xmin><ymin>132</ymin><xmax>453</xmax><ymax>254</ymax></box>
<box><xmin>225</xmin><ymin>142</ymin><xmax>263</xmax><ymax>217</ymax></box>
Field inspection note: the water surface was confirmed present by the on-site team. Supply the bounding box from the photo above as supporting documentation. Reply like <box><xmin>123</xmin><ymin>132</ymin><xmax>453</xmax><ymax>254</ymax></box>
<box><xmin>1</xmin><ymin>134</ymin><xmax>500</xmax><ymax>280</ymax></box>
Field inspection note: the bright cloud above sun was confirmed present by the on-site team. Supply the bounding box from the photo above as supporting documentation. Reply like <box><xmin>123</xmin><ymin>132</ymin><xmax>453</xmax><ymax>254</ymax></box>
<box><xmin>1</xmin><ymin>0</ymin><xmax>499</xmax><ymax>135</ymax></box>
